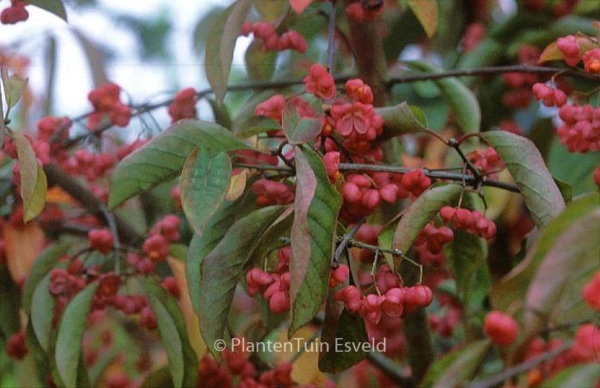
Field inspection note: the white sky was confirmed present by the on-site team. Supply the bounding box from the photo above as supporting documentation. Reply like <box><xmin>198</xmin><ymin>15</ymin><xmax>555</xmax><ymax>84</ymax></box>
<box><xmin>1</xmin><ymin>0</ymin><xmax>246</xmax><ymax>126</ymax></box>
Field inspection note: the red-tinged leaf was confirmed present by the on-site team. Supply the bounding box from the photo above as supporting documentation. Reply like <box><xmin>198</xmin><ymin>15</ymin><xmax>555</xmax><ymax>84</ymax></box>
<box><xmin>205</xmin><ymin>0</ymin><xmax>253</xmax><ymax>104</ymax></box>
<box><xmin>108</xmin><ymin>119</ymin><xmax>249</xmax><ymax>209</ymax></box>
<box><xmin>3</xmin><ymin>221</ymin><xmax>47</xmax><ymax>284</ymax></box>
<box><xmin>407</xmin><ymin>0</ymin><xmax>438</xmax><ymax>38</ymax></box>
<box><xmin>376</xmin><ymin>101</ymin><xmax>428</xmax><ymax>141</ymax></box>
<box><xmin>180</xmin><ymin>149</ymin><xmax>232</xmax><ymax>235</ymax></box>
<box><xmin>421</xmin><ymin>339</ymin><xmax>491</xmax><ymax>388</ymax></box>
<box><xmin>393</xmin><ymin>184</ymin><xmax>462</xmax><ymax>255</ymax></box>
<box><xmin>22</xmin><ymin>242</ymin><xmax>69</xmax><ymax>314</ymax></box>
<box><xmin>290</xmin><ymin>0</ymin><xmax>314</xmax><ymax>14</ymax></box>
<box><xmin>520</xmin><ymin>206</ymin><xmax>600</xmax><ymax>349</ymax></box>
<box><xmin>199</xmin><ymin>206</ymin><xmax>286</xmax><ymax>358</ymax></box>
<box><xmin>290</xmin><ymin>146</ymin><xmax>342</xmax><ymax>335</ymax></box>
<box><xmin>490</xmin><ymin>194</ymin><xmax>600</xmax><ymax>313</ymax></box>
<box><xmin>282</xmin><ymin>101</ymin><xmax>323</xmax><ymax>145</ymax></box>
<box><xmin>14</xmin><ymin>132</ymin><xmax>47</xmax><ymax>222</ymax></box>
<box><xmin>482</xmin><ymin>131</ymin><xmax>565</xmax><ymax>229</ymax></box>
<box><xmin>24</xmin><ymin>0</ymin><xmax>67</xmax><ymax>21</ymax></box>
<box><xmin>538</xmin><ymin>37</ymin><xmax>597</xmax><ymax>63</ymax></box>
<box><xmin>55</xmin><ymin>281</ymin><xmax>99</xmax><ymax>388</ymax></box>
<box><xmin>139</xmin><ymin>277</ymin><xmax>198</xmax><ymax>388</ymax></box>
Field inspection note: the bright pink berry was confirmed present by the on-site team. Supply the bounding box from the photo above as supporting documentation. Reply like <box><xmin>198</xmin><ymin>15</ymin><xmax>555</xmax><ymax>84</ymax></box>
<box><xmin>329</xmin><ymin>264</ymin><xmax>349</xmax><ymax>287</ymax></box>
<box><xmin>484</xmin><ymin>311</ymin><xmax>519</xmax><ymax>346</ymax></box>
<box><xmin>303</xmin><ymin>64</ymin><xmax>336</xmax><ymax>100</ymax></box>
<box><xmin>583</xmin><ymin>271</ymin><xmax>600</xmax><ymax>311</ymax></box>
<box><xmin>168</xmin><ymin>87</ymin><xmax>197</xmax><ymax>122</ymax></box>
<box><xmin>6</xmin><ymin>330</ymin><xmax>28</xmax><ymax>360</ymax></box>
<box><xmin>88</xmin><ymin>229</ymin><xmax>114</xmax><ymax>254</ymax></box>
<box><xmin>556</xmin><ymin>35</ymin><xmax>581</xmax><ymax>67</ymax></box>
<box><xmin>345</xmin><ymin>79</ymin><xmax>374</xmax><ymax>104</ymax></box>
<box><xmin>254</xmin><ymin>94</ymin><xmax>286</xmax><ymax>123</ymax></box>
<box><xmin>143</xmin><ymin>234</ymin><xmax>169</xmax><ymax>262</ymax></box>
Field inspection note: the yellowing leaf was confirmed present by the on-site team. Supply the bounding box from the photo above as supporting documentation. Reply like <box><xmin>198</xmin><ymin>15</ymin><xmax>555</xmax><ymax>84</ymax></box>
<box><xmin>407</xmin><ymin>0</ymin><xmax>438</xmax><ymax>38</ymax></box>
<box><xmin>226</xmin><ymin>169</ymin><xmax>247</xmax><ymax>201</ymax></box>
<box><xmin>167</xmin><ymin>257</ymin><xmax>207</xmax><ymax>360</ymax></box>
<box><xmin>3</xmin><ymin>221</ymin><xmax>47</xmax><ymax>284</ymax></box>
<box><xmin>14</xmin><ymin>132</ymin><xmax>47</xmax><ymax>221</ymax></box>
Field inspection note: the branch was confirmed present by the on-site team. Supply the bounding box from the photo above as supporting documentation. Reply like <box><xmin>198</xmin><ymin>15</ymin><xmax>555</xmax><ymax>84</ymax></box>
<box><xmin>466</xmin><ymin>340</ymin><xmax>573</xmax><ymax>388</ymax></box>
<box><xmin>43</xmin><ymin>163</ymin><xmax>142</xmax><ymax>246</ymax></box>
<box><xmin>388</xmin><ymin>65</ymin><xmax>599</xmax><ymax>86</ymax></box>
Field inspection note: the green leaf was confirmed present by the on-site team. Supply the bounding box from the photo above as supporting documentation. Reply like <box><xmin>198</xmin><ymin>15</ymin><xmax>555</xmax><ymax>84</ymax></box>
<box><xmin>443</xmin><ymin>230</ymin><xmax>490</xmax><ymax>312</ymax></box>
<box><xmin>30</xmin><ymin>274</ymin><xmax>56</xmax><ymax>352</ymax></box>
<box><xmin>404</xmin><ymin>61</ymin><xmax>480</xmax><ymax>133</ymax></box>
<box><xmin>540</xmin><ymin>363</ymin><xmax>600</xmax><ymax>388</ymax></box>
<box><xmin>521</xmin><ymin>205</ymin><xmax>600</xmax><ymax>343</ymax></box>
<box><xmin>140</xmin><ymin>367</ymin><xmax>174</xmax><ymax>388</ymax></box>
<box><xmin>318</xmin><ymin>304</ymin><xmax>368</xmax><ymax>373</ymax></box>
<box><xmin>376</xmin><ymin>102</ymin><xmax>428</xmax><ymax>141</ymax></box>
<box><xmin>420</xmin><ymin>339</ymin><xmax>491</xmax><ymax>388</ymax></box>
<box><xmin>254</xmin><ymin>0</ymin><xmax>289</xmax><ymax>21</ymax></box>
<box><xmin>406</xmin><ymin>0</ymin><xmax>438</xmax><ymax>38</ymax></box>
<box><xmin>245</xmin><ymin>39</ymin><xmax>278</xmax><ymax>81</ymax></box>
<box><xmin>140</xmin><ymin>278</ymin><xmax>198</xmax><ymax>388</ymax></box>
<box><xmin>490</xmin><ymin>194</ymin><xmax>600</xmax><ymax>312</ymax></box>
<box><xmin>187</xmin><ymin>200</ymin><xmax>242</xmax><ymax>317</ymax></box>
<box><xmin>290</xmin><ymin>146</ymin><xmax>342</xmax><ymax>335</ymax></box>
<box><xmin>24</xmin><ymin>0</ymin><xmax>67</xmax><ymax>21</ymax></box>
<box><xmin>55</xmin><ymin>282</ymin><xmax>99</xmax><ymax>388</ymax></box>
<box><xmin>393</xmin><ymin>184</ymin><xmax>462</xmax><ymax>254</ymax></box>
<box><xmin>548</xmin><ymin>139</ymin><xmax>599</xmax><ymax>197</ymax></box>
<box><xmin>0</xmin><ymin>266</ymin><xmax>21</xmax><ymax>336</ymax></box>
<box><xmin>282</xmin><ymin>101</ymin><xmax>322</xmax><ymax>145</ymax></box>
<box><xmin>168</xmin><ymin>244</ymin><xmax>188</xmax><ymax>261</ymax></box>
<box><xmin>0</xmin><ymin>71</ymin><xmax>28</xmax><ymax>110</ymax></box>
<box><xmin>234</xmin><ymin>116</ymin><xmax>282</xmax><ymax>139</ymax></box>
<box><xmin>108</xmin><ymin>119</ymin><xmax>249</xmax><ymax>209</ymax></box>
<box><xmin>553</xmin><ymin>176</ymin><xmax>572</xmax><ymax>204</ymax></box>
<box><xmin>14</xmin><ymin>132</ymin><xmax>47</xmax><ymax>222</ymax></box>
<box><xmin>199</xmin><ymin>205</ymin><xmax>286</xmax><ymax>357</ymax></box>
<box><xmin>207</xmin><ymin>98</ymin><xmax>232</xmax><ymax>129</ymax></box>
<box><xmin>482</xmin><ymin>131</ymin><xmax>565</xmax><ymax>229</ymax></box>
<box><xmin>22</xmin><ymin>242</ymin><xmax>69</xmax><ymax>314</ymax></box>
<box><xmin>205</xmin><ymin>0</ymin><xmax>253</xmax><ymax>104</ymax></box>
<box><xmin>181</xmin><ymin>149</ymin><xmax>232</xmax><ymax>235</ymax></box>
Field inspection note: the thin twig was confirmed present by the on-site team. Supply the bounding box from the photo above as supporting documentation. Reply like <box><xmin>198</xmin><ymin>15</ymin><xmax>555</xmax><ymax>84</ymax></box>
<box><xmin>467</xmin><ymin>341</ymin><xmax>573</xmax><ymax>388</ymax></box>
<box><xmin>326</xmin><ymin>0</ymin><xmax>337</xmax><ymax>75</ymax></box>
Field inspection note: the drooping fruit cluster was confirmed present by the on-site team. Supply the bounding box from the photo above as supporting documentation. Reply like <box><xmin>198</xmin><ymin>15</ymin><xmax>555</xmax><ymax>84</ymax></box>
<box><xmin>199</xmin><ymin>349</ymin><xmax>303</xmax><ymax>388</ymax></box>
<box><xmin>483</xmin><ymin>311</ymin><xmax>519</xmax><ymax>346</ymax></box>
<box><xmin>501</xmin><ymin>45</ymin><xmax>542</xmax><ymax>109</ymax></box>
<box><xmin>340</xmin><ymin>169</ymin><xmax>431</xmax><ymax>221</ymax></box>
<box><xmin>245</xmin><ymin>246</ymin><xmax>292</xmax><ymax>314</ymax></box>
<box><xmin>240</xmin><ymin>21</ymin><xmax>307</xmax><ymax>53</ymax></box>
<box><xmin>556</xmin><ymin>103</ymin><xmax>600</xmax><ymax>152</ymax></box>
<box><xmin>87</xmin><ymin>83</ymin><xmax>132</xmax><ymax>129</ymax></box>
<box><xmin>466</xmin><ymin>147</ymin><xmax>505</xmax><ymax>175</ymax></box>
<box><xmin>1</xmin><ymin>1</ymin><xmax>28</xmax><ymax>25</ymax></box>
<box><xmin>413</xmin><ymin>223</ymin><xmax>454</xmax><ymax>266</ymax></box>
<box><xmin>335</xmin><ymin>264</ymin><xmax>433</xmax><ymax>326</ymax></box>
<box><xmin>532</xmin><ymin>83</ymin><xmax>568</xmax><ymax>108</ymax></box>
<box><xmin>251</xmin><ymin>178</ymin><xmax>295</xmax><ymax>207</ymax></box>
<box><xmin>168</xmin><ymin>87</ymin><xmax>197</xmax><ymax>123</ymax></box>
<box><xmin>439</xmin><ymin>206</ymin><xmax>497</xmax><ymax>240</ymax></box>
